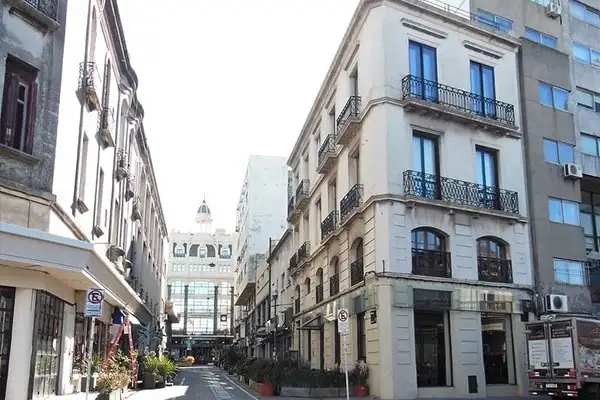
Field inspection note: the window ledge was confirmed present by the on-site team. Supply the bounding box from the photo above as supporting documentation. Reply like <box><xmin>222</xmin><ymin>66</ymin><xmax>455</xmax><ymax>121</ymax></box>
<box><xmin>5</xmin><ymin>0</ymin><xmax>60</xmax><ymax>32</ymax></box>
<box><xmin>0</xmin><ymin>143</ymin><xmax>39</xmax><ymax>165</ymax></box>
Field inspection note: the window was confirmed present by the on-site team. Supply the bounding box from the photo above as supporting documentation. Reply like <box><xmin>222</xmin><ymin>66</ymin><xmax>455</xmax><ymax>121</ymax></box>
<box><xmin>476</xmin><ymin>147</ymin><xmax>498</xmax><ymax>207</ymax></box>
<box><xmin>220</xmin><ymin>246</ymin><xmax>231</xmax><ymax>259</ymax></box>
<box><xmin>356</xmin><ymin>312</ymin><xmax>366</xmax><ymax>361</ymax></box>
<box><xmin>0</xmin><ymin>57</ymin><xmax>38</xmax><ymax>154</ymax></box>
<box><xmin>549</xmin><ymin>197</ymin><xmax>580</xmax><ymax>225</ymax></box>
<box><xmin>571</xmin><ymin>0</ymin><xmax>600</xmax><ymax>28</ymax></box>
<box><xmin>409</xmin><ymin>41</ymin><xmax>438</xmax><ymax>101</ymax></box>
<box><xmin>481</xmin><ymin>314</ymin><xmax>515</xmax><ymax>384</ymax></box>
<box><xmin>334</xmin><ymin>320</ymin><xmax>341</xmax><ymax>364</ymax></box>
<box><xmin>189</xmin><ymin>244</ymin><xmax>199</xmax><ymax>257</ymax></box>
<box><xmin>207</xmin><ymin>244</ymin><xmax>216</xmax><ymax>258</ymax></box>
<box><xmin>470</xmin><ymin>62</ymin><xmax>496</xmax><ymax>117</ymax></box>
<box><xmin>174</xmin><ymin>244</ymin><xmax>185</xmax><ymax>257</ymax></box>
<box><xmin>188</xmin><ymin>281</ymin><xmax>214</xmax><ymax>296</ymax></box>
<box><xmin>573</xmin><ymin>43</ymin><xmax>600</xmax><ymax>65</ymax></box>
<box><xmin>539</xmin><ymin>82</ymin><xmax>569</xmax><ymax>110</ymax></box>
<box><xmin>543</xmin><ymin>139</ymin><xmax>575</xmax><ymax>164</ymax></box>
<box><xmin>171</xmin><ymin>281</ymin><xmax>185</xmax><ymax>294</ymax></box>
<box><xmin>412</xmin><ymin>133</ymin><xmax>439</xmax><ymax>199</ymax></box>
<box><xmin>581</xmin><ymin>133</ymin><xmax>600</xmax><ymax>156</ymax></box>
<box><xmin>220</xmin><ymin>281</ymin><xmax>230</xmax><ymax>294</ymax></box>
<box><xmin>78</xmin><ymin>134</ymin><xmax>89</xmax><ymax>201</ymax></box>
<box><xmin>524</xmin><ymin>27</ymin><xmax>557</xmax><ymax>48</ymax></box>
<box><xmin>477</xmin><ymin>237</ymin><xmax>506</xmax><ymax>259</ymax></box>
<box><xmin>476</xmin><ymin>10</ymin><xmax>513</xmax><ymax>33</ymax></box>
<box><xmin>414</xmin><ymin>310</ymin><xmax>451</xmax><ymax>387</ymax></box>
<box><xmin>576</xmin><ymin>88</ymin><xmax>600</xmax><ymax>112</ymax></box>
<box><xmin>580</xmin><ymin>190</ymin><xmax>600</xmax><ymax>251</ymax></box>
<box><xmin>553</xmin><ymin>258</ymin><xmax>585</xmax><ymax>285</ymax></box>
<box><xmin>172</xmin><ymin>264</ymin><xmax>185</xmax><ymax>272</ymax></box>
<box><xmin>95</xmin><ymin>169</ymin><xmax>104</xmax><ymax>227</ymax></box>
<box><xmin>199</xmin><ymin>247</ymin><xmax>206</xmax><ymax>258</ymax></box>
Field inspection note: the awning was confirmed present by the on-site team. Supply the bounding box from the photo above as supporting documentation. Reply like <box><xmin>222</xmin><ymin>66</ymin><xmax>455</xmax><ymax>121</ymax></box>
<box><xmin>298</xmin><ymin>313</ymin><xmax>323</xmax><ymax>330</ymax></box>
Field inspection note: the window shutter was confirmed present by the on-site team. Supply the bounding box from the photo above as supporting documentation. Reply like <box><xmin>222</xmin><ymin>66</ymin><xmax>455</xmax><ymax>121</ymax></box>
<box><xmin>0</xmin><ymin>73</ymin><xmax>19</xmax><ymax>147</ymax></box>
<box><xmin>25</xmin><ymin>82</ymin><xmax>38</xmax><ymax>154</ymax></box>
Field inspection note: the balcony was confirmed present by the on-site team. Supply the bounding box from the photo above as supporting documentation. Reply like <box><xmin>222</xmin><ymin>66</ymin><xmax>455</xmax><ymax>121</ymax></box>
<box><xmin>125</xmin><ymin>175</ymin><xmax>135</xmax><ymax>201</ymax></box>
<box><xmin>412</xmin><ymin>248</ymin><xmax>452</xmax><ymax>278</ymax></box>
<box><xmin>6</xmin><ymin>0</ymin><xmax>59</xmax><ymax>31</ymax></box>
<box><xmin>340</xmin><ymin>184</ymin><xmax>363</xmax><ymax>224</ymax></box>
<box><xmin>289</xmin><ymin>253</ymin><xmax>298</xmax><ymax>271</ymax></box>
<box><xmin>330</xmin><ymin>273</ymin><xmax>339</xmax><ymax>296</ymax></box>
<box><xmin>401</xmin><ymin>75</ymin><xmax>517</xmax><ymax>135</ymax></box>
<box><xmin>297</xmin><ymin>242</ymin><xmax>311</xmax><ymax>268</ymax></box>
<box><xmin>287</xmin><ymin>196</ymin><xmax>300</xmax><ymax>223</ymax></box>
<box><xmin>77</xmin><ymin>62</ymin><xmax>101</xmax><ymax>111</ymax></box>
<box><xmin>132</xmin><ymin>197</ymin><xmax>142</xmax><ymax>221</ymax></box>
<box><xmin>478</xmin><ymin>257</ymin><xmax>513</xmax><ymax>284</ymax></box>
<box><xmin>317</xmin><ymin>135</ymin><xmax>338</xmax><ymax>174</ymax></box>
<box><xmin>115</xmin><ymin>149</ymin><xmax>129</xmax><ymax>181</ymax></box>
<box><xmin>321</xmin><ymin>210</ymin><xmax>338</xmax><ymax>243</ymax></box>
<box><xmin>316</xmin><ymin>284</ymin><xmax>324</xmax><ymax>303</ymax></box>
<box><xmin>350</xmin><ymin>258</ymin><xmax>364</xmax><ymax>286</ymax></box>
<box><xmin>403</xmin><ymin>170</ymin><xmax>519</xmax><ymax>215</ymax></box>
<box><xmin>295</xmin><ymin>180</ymin><xmax>310</xmax><ymax>212</ymax></box>
<box><xmin>336</xmin><ymin>96</ymin><xmax>362</xmax><ymax>145</ymax></box>
<box><xmin>97</xmin><ymin>107</ymin><xmax>115</xmax><ymax>149</ymax></box>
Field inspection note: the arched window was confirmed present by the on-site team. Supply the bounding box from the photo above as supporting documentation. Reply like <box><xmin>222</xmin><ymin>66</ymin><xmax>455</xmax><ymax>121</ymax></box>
<box><xmin>411</xmin><ymin>228</ymin><xmax>445</xmax><ymax>251</ymax></box>
<box><xmin>477</xmin><ymin>237</ymin><xmax>511</xmax><ymax>283</ymax></box>
<box><xmin>411</xmin><ymin>228</ymin><xmax>450</xmax><ymax>278</ymax></box>
<box><xmin>477</xmin><ymin>237</ymin><xmax>506</xmax><ymax>259</ymax></box>
<box><xmin>199</xmin><ymin>247</ymin><xmax>206</xmax><ymax>258</ymax></box>
<box><xmin>294</xmin><ymin>285</ymin><xmax>301</xmax><ymax>312</ymax></box>
<box><xmin>174</xmin><ymin>244</ymin><xmax>185</xmax><ymax>257</ymax></box>
<box><xmin>316</xmin><ymin>268</ymin><xmax>324</xmax><ymax>285</ymax></box>
<box><xmin>330</xmin><ymin>257</ymin><xmax>340</xmax><ymax>296</ymax></box>
<box><xmin>350</xmin><ymin>238</ymin><xmax>364</xmax><ymax>286</ymax></box>
<box><xmin>305</xmin><ymin>277</ymin><xmax>311</xmax><ymax>294</ymax></box>
<box><xmin>220</xmin><ymin>246</ymin><xmax>231</xmax><ymax>259</ymax></box>
<box><xmin>207</xmin><ymin>244</ymin><xmax>216</xmax><ymax>258</ymax></box>
<box><xmin>316</xmin><ymin>269</ymin><xmax>324</xmax><ymax>303</ymax></box>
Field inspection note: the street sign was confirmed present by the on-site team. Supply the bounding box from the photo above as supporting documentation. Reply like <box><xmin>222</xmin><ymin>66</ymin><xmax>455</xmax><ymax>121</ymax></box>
<box><xmin>85</xmin><ymin>288</ymin><xmax>105</xmax><ymax>317</ymax></box>
<box><xmin>337</xmin><ymin>308</ymin><xmax>350</xmax><ymax>336</ymax></box>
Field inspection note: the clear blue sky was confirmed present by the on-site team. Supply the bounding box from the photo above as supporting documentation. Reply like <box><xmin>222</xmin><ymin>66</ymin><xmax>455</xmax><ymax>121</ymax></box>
<box><xmin>117</xmin><ymin>0</ymin><xmax>360</xmax><ymax>233</ymax></box>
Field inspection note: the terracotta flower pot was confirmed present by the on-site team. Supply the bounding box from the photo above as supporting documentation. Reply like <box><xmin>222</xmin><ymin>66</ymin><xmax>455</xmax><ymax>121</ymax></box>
<box><xmin>258</xmin><ymin>382</ymin><xmax>275</xmax><ymax>396</ymax></box>
<box><xmin>353</xmin><ymin>384</ymin><xmax>369</xmax><ymax>397</ymax></box>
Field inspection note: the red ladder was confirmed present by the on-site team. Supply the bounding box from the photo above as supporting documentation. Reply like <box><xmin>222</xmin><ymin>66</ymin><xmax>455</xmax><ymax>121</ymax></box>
<box><xmin>104</xmin><ymin>319</ymin><xmax>137</xmax><ymax>387</ymax></box>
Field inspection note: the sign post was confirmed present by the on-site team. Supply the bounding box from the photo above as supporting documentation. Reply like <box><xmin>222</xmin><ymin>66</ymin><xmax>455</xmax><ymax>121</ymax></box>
<box><xmin>84</xmin><ymin>288</ymin><xmax>104</xmax><ymax>400</ymax></box>
<box><xmin>337</xmin><ymin>308</ymin><xmax>350</xmax><ymax>400</ymax></box>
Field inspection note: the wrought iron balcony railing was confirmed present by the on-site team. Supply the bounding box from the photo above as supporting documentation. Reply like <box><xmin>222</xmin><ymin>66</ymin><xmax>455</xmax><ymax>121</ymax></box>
<box><xmin>336</xmin><ymin>96</ymin><xmax>361</xmax><ymax>130</ymax></box>
<box><xmin>478</xmin><ymin>257</ymin><xmax>513</xmax><ymax>283</ymax></box>
<box><xmin>316</xmin><ymin>284</ymin><xmax>324</xmax><ymax>303</ymax></box>
<box><xmin>401</xmin><ymin>75</ymin><xmax>516</xmax><ymax>126</ymax></box>
<box><xmin>295</xmin><ymin>180</ymin><xmax>310</xmax><ymax>207</ymax></box>
<box><xmin>412</xmin><ymin>248</ymin><xmax>452</xmax><ymax>278</ymax></box>
<box><xmin>321</xmin><ymin>210</ymin><xmax>338</xmax><ymax>242</ymax></box>
<box><xmin>25</xmin><ymin>0</ymin><xmax>59</xmax><ymax>21</ymax></box>
<box><xmin>78</xmin><ymin>62</ymin><xmax>101</xmax><ymax>110</ymax></box>
<box><xmin>403</xmin><ymin>170</ymin><xmax>519</xmax><ymax>214</ymax></box>
<box><xmin>294</xmin><ymin>298</ymin><xmax>300</xmax><ymax>314</ymax></box>
<box><xmin>318</xmin><ymin>134</ymin><xmax>337</xmax><ymax>166</ymax></box>
<box><xmin>287</xmin><ymin>196</ymin><xmax>295</xmax><ymax>218</ymax></box>
<box><xmin>289</xmin><ymin>253</ymin><xmax>298</xmax><ymax>270</ymax></box>
<box><xmin>117</xmin><ymin>148</ymin><xmax>128</xmax><ymax>168</ymax></box>
<box><xmin>298</xmin><ymin>242</ymin><xmax>310</xmax><ymax>264</ymax></box>
<box><xmin>330</xmin><ymin>273</ymin><xmax>340</xmax><ymax>296</ymax></box>
<box><xmin>350</xmin><ymin>258</ymin><xmax>364</xmax><ymax>286</ymax></box>
<box><xmin>340</xmin><ymin>184</ymin><xmax>363</xmax><ymax>222</ymax></box>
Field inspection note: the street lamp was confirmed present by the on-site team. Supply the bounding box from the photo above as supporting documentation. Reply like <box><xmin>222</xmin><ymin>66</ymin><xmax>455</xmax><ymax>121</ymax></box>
<box><xmin>272</xmin><ymin>289</ymin><xmax>278</xmax><ymax>361</ymax></box>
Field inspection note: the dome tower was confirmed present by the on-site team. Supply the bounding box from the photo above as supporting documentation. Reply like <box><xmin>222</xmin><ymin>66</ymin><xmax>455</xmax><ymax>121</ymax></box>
<box><xmin>195</xmin><ymin>195</ymin><xmax>213</xmax><ymax>232</ymax></box>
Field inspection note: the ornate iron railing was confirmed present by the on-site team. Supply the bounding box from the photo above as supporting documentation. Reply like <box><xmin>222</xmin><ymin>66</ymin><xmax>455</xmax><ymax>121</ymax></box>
<box><xmin>298</xmin><ymin>242</ymin><xmax>310</xmax><ymax>264</ymax></box>
<box><xmin>318</xmin><ymin>135</ymin><xmax>336</xmax><ymax>165</ymax></box>
<box><xmin>78</xmin><ymin>61</ymin><xmax>98</xmax><ymax>92</ymax></box>
<box><xmin>412</xmin><ymin>248</ymin><xmax>452</xmax><ymax>278</ymax></box>
<box><xmin>478</xmin><ymin>257</ymin><xmax>513</xmax><ymax>283</ymax></box>
<box><xmin>25</xmin><ymin>0</ymin><xmax>59</xmax><ymax>21</ymax></box>
<box><xmin>117</xmin><ymin>148</ymin><xmax>128</xmax><ymax>168</ymax></box>
<box><xmin>321</xmin><ymin>210</ymin><xmax>338</xmax><ymax>241</ymax></box>
<box><xmin>340</xmin><ymin>184</ymin><xmax>363</xmax><ymax>222</ymax></box>
<box><xmin>289</xmin><ymin>253</ymin><xmax>298</xmax><ymax>270</ymax></box>
<box><xmin>336</xmin><ymin>96</ymin><xmax>361</xmax><ymax>130</ymax></box>
<box><xmin>295</xmin><ymin>180</ymin><xmax>310</xmax><ymax>205</ymax></box>
<box><xmin>403</xmin><ymin>170</ymin><xmax>519</xmax><ymax>214</ymax></box>
<box><xmin>99</xmin><ymin>107</ymin><xmax>113</xmax><ymax>130</ymax></box>
<box><xmin>329</xmin><ymin>273</ymin><xmax>339</xmax><ymax>296</ymax></box>
<box><xmin>316</xmin><ymin>284</ymin><xmax>324</xmax><ymax>303</ymax></box>
<box><xmin>401</xmin><ymin>75</ymin><xmax>516</xmax><ymax>126</ymax></box>
<box><xmin>350</xmin><ymin>258</ymin><xmax>364</xmax><ymax>286</ymax></box>
<box><xmin>294</xmin><ymin>298</ymin><xmax>300</xmax><ymax>314</ymax></box>
<box><xmin>287</xmin><ymin>197</ymin><xmax>295</xmax><ymax>217</ymax></box>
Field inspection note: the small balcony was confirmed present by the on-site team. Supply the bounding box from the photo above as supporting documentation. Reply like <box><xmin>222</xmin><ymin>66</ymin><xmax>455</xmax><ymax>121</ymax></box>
<box><xmin>317</xmin><ymin>135</ymin><xmax>338</xmax><ymax>174</ymax></box>
<box><xmin>478</xmin><ymin>257</ymin><xmax>513</xmax><ymax>284</ymax></box>
<box><xmin>340</xmin><ymin>184</ymin><xmax>363</xmax><ymax>224</ymax></box>
<box><xmin>350</xmin><ymin>258</ymin><xmax>364</xmax><ymax>286</ymax></box>
<box><xmin>320</xmin><ymin>210</ymin><xmax>338</xmax><ymax>243</ymax></box>
<box><xmin>115</xmin><ymin>149</ymin><xmax>129</xmax><ymax>181</ymax></box>
<box><xmin>77</xmin><ymin>62</ymin><xmax>101</xmax><ymax>111</ymax></box>
<box><xmin>316</xmin><ymin>284</ymin><xmax>324</xmax><ymax>303</ymax></box>
<box><xmin>294</xmin><ymin>298</ymin><xmax>301</xmax><ymax>314</ymax></box>
<box><xmin>401</xmin><ymin>75</ymin><xmax>518</xmax><ymax>135</ymax></box>
<box><xmin>289</xmin><ymin>253</ymin><xmax>298</xmax><ymax>271</ymax></box>
<box><xmin>403</xmin><ymin>170</ymin><xmax>519</xmax><ymax>215</ymax></box>
<box><xmin>97</xmin><ymin>107</ymin><xmax>115</xmax><ymax>149</ymax></box>
<box><xmin>6</xmin><ymin>0</ymin><xmax>60</xmax><ymax>31</ymax></box>
<box><xmin>287</xmin><ymin>196</ymin><xmax>300</xmax><ymax>223</ymax></box>
<box><xmin>125</xmin><ymin>175</ymin><xmax>135</xmax><ymax>201</ymax></box>
<box><xmin>330</xmin><ymin>273</ymin><xmax>339</xmax><ymax>296</ymax></box>
<box><xmin>132</xmin><ymin>196</ymin><xmax>142</xmax><ymax>221</ymax></box>
<box><xmin>412</xmin><ymin>248</ymin><xmax>452</xmax><ymax>278</ymax></box>
<box><xmin>295</xmin><ymin>180</ymin><xmax>310</xmax><ymax>212</ymax></box>
<box><xmin>336</xmin><ymin>96</ymin><xmax>362</xmax><ymax>145</ymax></box>
<box><xmin>297</xmin><ymin>241</ymin><xmax>311</xmax><ymax>267</ymax></box>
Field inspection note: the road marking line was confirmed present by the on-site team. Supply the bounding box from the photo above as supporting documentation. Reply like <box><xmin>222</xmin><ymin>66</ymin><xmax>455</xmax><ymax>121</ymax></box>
<box><xmin>222</xmin><ymin>372</ymin><xmax>259</xmax><ymax>400</ymax></box>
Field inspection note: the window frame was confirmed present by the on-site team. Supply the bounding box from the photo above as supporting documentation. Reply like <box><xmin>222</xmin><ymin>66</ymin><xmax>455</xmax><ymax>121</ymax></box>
<box><xmin>581</xmin><ymin>133</ymin><xmax>600</xmax><ymax>157</ymax></box>
<box><xmin>539</xmin><ymin>82</ymin><xmax>569</xmax><ymax>111</ymax></box>
<box><xmin>414</xmin><ymin>310</ymin><xmax>452</xmax><ymax>387</ymax></box>
<box><xmin>548</xmin><ymin>197</ymin><xmax>580</xmax><ymax>225</ymax></box>
<box><xmin>524</xmin><ymin>27</ymin><xmax>557</xmax><ymax>48</ymax></box>
<box><xmin>576</xmin><ymin>87</ymin><xmax>600</xmax><ymax>112</ymax></box>
<box><xmin>553</xmin><ymin>258</ymin><xmax>585</xmax><ymax>285</ymax></box>
<box><xmin>571</xmin><ymin>0</ymin><xmax>600</xmax><ymax>28</ymax></box>
<box><xmin>481</xmin><ymin>313</ymin><xmax>516</xmax><ymax>385</ymax></box>
<box><xmin>543</xmin><ymin>138</ymin><xmax>575</xmax><ymax>164</ymax></box>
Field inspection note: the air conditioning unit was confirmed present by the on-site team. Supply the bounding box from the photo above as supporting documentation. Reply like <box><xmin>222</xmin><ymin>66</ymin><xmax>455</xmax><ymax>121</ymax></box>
<box><xmin>546</xmin><ymin>1</ymin><xmax>562</xmax><ymax>18</ymax></box>
<box><xmin>564</xmin><ymin>163</ymin><xmax>583</xmax><ymax>179</ymax></box>
<box><xmin>545</xmin><ymin>294</ymin><xmax>569</xmax><ymax>313</ymax></box>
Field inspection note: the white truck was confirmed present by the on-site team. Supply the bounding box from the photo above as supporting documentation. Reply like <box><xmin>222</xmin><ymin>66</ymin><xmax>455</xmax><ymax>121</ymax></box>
<box><xmin>526</xmin><ymin>317</ymin><xmax>600</xmax><ymax>399</ymax></box>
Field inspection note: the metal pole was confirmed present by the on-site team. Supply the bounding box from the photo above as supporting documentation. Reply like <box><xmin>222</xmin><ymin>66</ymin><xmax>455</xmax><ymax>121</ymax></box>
<box><xmin>342</xmin><ymin>334</ymin><xmax>350</xmax><ymax>400</ymax></box>
<box><xmin>213</xmin><ymin>285</ymin><xmax>218</xmax><ymax>335</ymax></box>
<box><xmin>85</xmin><ymin>317</ymin><xmax>96</xmax><ymax>400</ymax></box>
<box><xmin>229</xmin><ymin>287</ymin><xmax>234</xmax><ymax>335</ymax></box>
<box><xmin>273</xmin><ymin>298</ymin><xmax>277</xmax><ymax>360</ymax></box>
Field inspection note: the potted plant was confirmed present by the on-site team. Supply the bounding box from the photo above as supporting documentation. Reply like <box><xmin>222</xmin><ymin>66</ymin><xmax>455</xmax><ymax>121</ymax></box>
<box><xmin>157</xmin><ymin>355</ymin><xmax>178</xmax><ymax>386</ymax></box>
<box><xmin>350</xmin><ymin>361</ymin><xmax>369</xmax><ymax>397</ymax></box>
<box><xmin>143</xmin><ymin>353</ymin><xmax>160</xmax><ymax>389</ymax></box>
<box><xmin>95</xmin><ymin>359</ymin><xmax>130</xmax><ymax>400</ymax></box>
<box><xmin>81</xmin><ymin>353</ymin><xmax>102</xmax><ymax>391</ymax></box>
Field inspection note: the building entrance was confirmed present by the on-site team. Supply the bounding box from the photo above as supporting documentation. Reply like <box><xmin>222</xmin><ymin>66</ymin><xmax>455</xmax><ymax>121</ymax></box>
<box><xmin>0</xmin><ymin>286</ymin><xmax>15</xmax><ymax>400</ymax></box>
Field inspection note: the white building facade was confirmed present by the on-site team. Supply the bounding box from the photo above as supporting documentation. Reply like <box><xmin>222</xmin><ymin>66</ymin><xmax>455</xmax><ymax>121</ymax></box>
<box><xmin>282</xmin><ymin>1</ymin><xmax>534</xmax><ymax>399</ymax></box>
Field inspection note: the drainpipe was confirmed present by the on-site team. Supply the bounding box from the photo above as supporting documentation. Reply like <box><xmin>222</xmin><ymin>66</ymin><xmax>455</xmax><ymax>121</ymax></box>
<box><xmin>107</xmin><ymin>90</ymin><xmax>123</xmax><ymax>243</ymax></box>
<box><xmin>71</xmin><ymin>0</ymin><xmax>94</xmax><ymax>217</ymax></box>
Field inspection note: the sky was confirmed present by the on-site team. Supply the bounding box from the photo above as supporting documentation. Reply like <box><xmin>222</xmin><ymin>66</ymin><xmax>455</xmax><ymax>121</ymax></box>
<box><xmin>117</xmin><ymin>0</ymin><xmax>360</xmax><ymax>233</ymax></box>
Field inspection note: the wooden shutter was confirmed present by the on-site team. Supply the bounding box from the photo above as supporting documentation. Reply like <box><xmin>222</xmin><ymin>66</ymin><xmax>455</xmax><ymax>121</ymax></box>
<box><xmin>0</xmin><ymin>73</ymin><xmax>19</xmax><ymax>147</ymax></box>
<box><xmin>25</xmin><ymin>82</ymin><xmax>38</xmax><ymax>154</ymax></box>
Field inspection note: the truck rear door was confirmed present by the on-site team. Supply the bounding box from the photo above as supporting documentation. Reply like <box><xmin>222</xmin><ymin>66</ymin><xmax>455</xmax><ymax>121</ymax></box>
<box><xmin>549</xmin><ymin>319</ymin><xmax>576</xmax><ymax>378</ymax></box>
<box><xmin>527</xmin><ymin>322</ymin><xmax>551</xmax><ymax>378</ymax></box>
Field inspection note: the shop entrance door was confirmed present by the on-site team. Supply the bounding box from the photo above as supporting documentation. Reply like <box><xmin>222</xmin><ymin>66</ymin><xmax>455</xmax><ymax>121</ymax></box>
<box><xmin>0</xmin><ymin>287</ymin><xmax>16</xmax><ymax>400</ymax></box>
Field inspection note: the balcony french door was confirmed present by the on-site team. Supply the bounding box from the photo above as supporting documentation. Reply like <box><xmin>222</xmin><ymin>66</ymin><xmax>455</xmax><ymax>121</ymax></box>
<box><xmin>0</xmin><ymin>287</ymin><xmax>15</xmax><ymax>400</ymax></box>
<box><xmin>412</xmin><ymin>134</ymin><xmax>439</xmax><ymax>199</ymax></box>
<box><xmin>409</xmin><ymin>41</ymin><xmax>438</xmax><ymax>102</ymax></box>
<box><xmin>470</xmin><ymin>61</ymin><xmax>496</xmax><ymax>118</ymax></box>
<box><xmin>476</xmin><ymin>147</ymin><xmax>499</xmax><ymax>209</ymax></box>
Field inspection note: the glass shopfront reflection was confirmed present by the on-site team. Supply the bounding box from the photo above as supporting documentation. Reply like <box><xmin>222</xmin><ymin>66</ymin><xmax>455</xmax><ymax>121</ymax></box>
<box><xmin>481</xmin><ymin>313</ymin><xmax>515</xmax><ymax>385</ymax></box>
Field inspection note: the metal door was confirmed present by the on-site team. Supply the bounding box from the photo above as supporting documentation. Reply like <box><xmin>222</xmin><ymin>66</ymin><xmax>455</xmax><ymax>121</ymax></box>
<box><xmin>0</xmin><ymin>287</ymin><xmax>15</xmax><ymax>400</ymax></box>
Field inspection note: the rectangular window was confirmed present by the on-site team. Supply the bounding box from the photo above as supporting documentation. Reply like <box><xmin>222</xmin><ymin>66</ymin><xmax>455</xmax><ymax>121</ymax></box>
<box><xmin>576</xmin><ymin>88</ymin><xmax>600</xmax><ymax>112</ymax></box>
<box><xmin>476</xmin><ymin>147</ymin><xmax>499</xmax><ymax>208</ymax></box>
<box><xmin>334</xmin><ymin>320</ymin><xmax>341</xmax><ymax>364</ymax></box>
<box><xmin>524</xmin><ymin>27</ymin><xmax>558</xmax><ymax>48</ymax></box>
<box><xmin>357</xmin><ymin>312</ymin><xmax>366</xmax><ymax>361</ymax></box>
<box><xmin>412</xmin><ymin>133</ymin><xmax>439</xmax><ymax>199</ymax></box>
<box><xmin>409</xmin><ymin>40</ymin><xmax>438</xmax><ymax>101</ymax></box>
<box><xmin>95</xmin><ymin>169</ymin><xmax>105</xmax><ymax>226</ymax></box>
<box><xmin>549</xmin><ymin>197</ymin><xmax>580</xmax><ymax>225</ymax></box>
<box><xmin>476</xmin><ymin>10</ymin><xmax>513</xmax><ymax>33</ymax></box>
<box><xmin>553</xmin><ymin>258</ymin><xmax>585</xmax><ymax>285</ymax></box>
<box><xmin>571</xmin><ymin>0</ymin><xmax>600</xmax><ymax>28</ymax></box>
<box><xmin>78</xmin><ymin>134</ymin><xmax>89</xmax><ymax>201</ymax></box>
<box><xmin>573</xmin><ymin>43</ymin><xmax>600</xmax><ymax>65</ymax></box>
<box><xmin>481</xmin><ymin>314</ymin><xmax>515</xmax><ymax>384</ymax></box>
<box><xmin>539</xmin><ymin>82</ymin><xmax>569</xmax><ymax>110</ymax></box>
<box><xmin>415</xmin><ymin>310</ymin><xmax>451</xmax><ymax>387</ymax></box>
<box><xmin>470</xmin><ymin>61</ymin><xmax>496</xmax><ymax>117</ymax></box>
<box><xmin>543</xmin><ymin>139</ymin><xmax>575</xmax><ymax>164</ymax></box>
<box><xmin>581</xmin><ymin>133</ymin><xmax>600</xmax><ymax>156</ymax></box>
<box><xmin>0</xmin><ymin>56</ymin><xmax>38</xmax><ymax>154</ymax></box>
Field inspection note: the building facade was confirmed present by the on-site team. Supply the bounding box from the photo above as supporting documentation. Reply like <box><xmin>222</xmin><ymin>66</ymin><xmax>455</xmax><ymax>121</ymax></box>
<box><xmin>233</xmin><ymin>155</ymin><xmax>289</xmax><ymax>344</ymax></box>
<box><xmin>166</xmin><ymin>201</ymin><xmax>235</xmax><ymax>359</ymax></box>
<box><xmin>279</xmin><ymin>1</ymin><xmax>535</xmax><ymax>399</ymax></box>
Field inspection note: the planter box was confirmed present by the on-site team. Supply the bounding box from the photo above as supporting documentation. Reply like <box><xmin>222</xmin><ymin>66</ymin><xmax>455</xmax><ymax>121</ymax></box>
<box><xmin>95</xmin><ymin>389</ymin><xmax>121</xmax><ymax>400</ymax></box>
<box><xmin>280</xmin><ymin>386</ymin><xmax>347</xmax><ymax>398</ymax></box>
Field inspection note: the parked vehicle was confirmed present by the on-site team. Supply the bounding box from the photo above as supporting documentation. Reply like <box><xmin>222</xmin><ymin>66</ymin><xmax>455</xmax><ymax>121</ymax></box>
<box><xmin>526</xmin><ymin>316</ymin><xmax>600</xmax><ymax>399</ymax></box>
